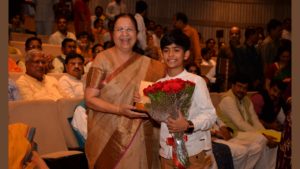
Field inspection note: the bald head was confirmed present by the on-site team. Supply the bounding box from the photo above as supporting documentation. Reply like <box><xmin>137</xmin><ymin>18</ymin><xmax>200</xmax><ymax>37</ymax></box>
<box><xmin>229</xmin><ymin>26</ymin><xmax>241</xmax><ymax>47</ymax></box>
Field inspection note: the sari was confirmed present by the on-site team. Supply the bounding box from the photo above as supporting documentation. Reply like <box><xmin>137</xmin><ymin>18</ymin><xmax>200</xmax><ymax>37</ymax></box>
<box><xmin>85</xmin><ymin>49</ymin><xmax>165</xmax><ymax>169</ymax></box>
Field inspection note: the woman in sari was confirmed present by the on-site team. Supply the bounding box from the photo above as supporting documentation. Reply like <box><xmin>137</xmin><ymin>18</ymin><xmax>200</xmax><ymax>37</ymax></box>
<box><xmin>84</xmin><ymin>13</ymin><xmax>165</xmax><ymax>169</ymax></box>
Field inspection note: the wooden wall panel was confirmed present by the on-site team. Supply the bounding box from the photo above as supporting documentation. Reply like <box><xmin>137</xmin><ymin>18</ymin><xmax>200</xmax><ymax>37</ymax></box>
<box><xmin>89</xmin><ymin>0</ymin><xmax>290</xmax><ymax>43</ymax></box>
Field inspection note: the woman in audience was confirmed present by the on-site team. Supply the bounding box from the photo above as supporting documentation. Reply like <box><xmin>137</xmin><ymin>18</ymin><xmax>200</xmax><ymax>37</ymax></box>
<box><xmin>84</xmin><ymin>13</ymin><xmax>165</xmax><ymax>169</ymax></box>
<box><xmin>205</xmin><ymin>38</ymin><xmax>217</xmax><ymax>58</ymax></box>
<box><xmin>264</xmin><ymin>40</ymin><xmax>291</xmax><ymax>91</ymax></box>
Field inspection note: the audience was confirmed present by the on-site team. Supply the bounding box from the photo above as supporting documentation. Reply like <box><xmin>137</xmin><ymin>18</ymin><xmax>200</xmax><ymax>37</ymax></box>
<box><xmin>134</xmin><ymin>1</ymin><xmax>148</xmax><ymax>50</ymax></box>
<box><xmin>48</xmin><ymin>16</ymin><xmax>76</xmax><ymax>45</ymax></box>
<box><xmin>16</xmin><ymin>36</ymin><xmax>43</xmax><ymax>72</ymax></box>
<box><xmin>7</xmin><ymin>3</ymin><xmax>293</xmax><ymax>168</ymax></box>
<box><xmin>91</xmin><ymin>5</ymin><xmax>108</xmax><ymax>29</ymax></box>
<box><xmin>9</xmin><ymin>14</ymin><xmax>26</xmax><ymax>33</ymax></box>
<box><xmin>105</xmin><ymin>0</ymin><xmax>127</xmax><ymax>21</ymax></box>
<box><xmin>53</xmin><ymin>0</ymin><xmax>72</xmax><ymax>21</ymax></box>
<box><xmin>50</xmin><ymin>38</ymin><xmax>77</xmax><ymax>73</ymax></box>
<box><xmin>173</xmin><ymin>12</ymin><xmax>202</xmax><ymax>66</ymax></box>
<box><xmin>281</xmin><ymin>18</ymin><xmax>291</xmax><ymax>41</ymax></box>
<box><xmin>58</xmin><ymin>53</ymin><xmax>85</xmax><ymax>98</ymax></box>
<box><xmin>91</xmin><ymin>18</ymin><xmax>111</xmax><ymax>46</ymax></box>
<box><xmin>251</xmin><ymin>79</ymin><xmax>287</xmax><ymax>131</ymax></box>
<box><xmin>211</xmin><ymin>118</ymin><xmax>261</xmax><ymax>169</ymax></box>
<box><xmin>16</xmin><ymin>49</ymin><xmax>63</xmax><ymax>101</ymax></box>
<box><xmin>73</xmin><ymin>0</ymin><xmax>91</xmax><ymax>35</ymax></box>
<box><xmin>215</xmin><ymin>26</ymin><xmax>241</xmax><ymax>92</ymax></box>
<box><xmin>205</xmin><ymin>38</ymin><xmax>217</xmax><ymax>58</ymax></box>
<box><xmin>8</xmin><ymin>57</ymin><xmax>23</xmax><ymax>73</ymax></box>
<box><xmin>234</xmin><ymin>26</ymin><xmax>264</xmax><ymax>91</ymax></box>
<box><xmin>34</xmin><ymin>0</ymin><xmax>56</xmax><ymax>35</ymax></box>
<box><xmin>259</xmin><ymin>19</ymin><xmax>282</xmax><ymax>69</ymax></box>
<box><xmin>216</xmin><ymin>75</ymin><xmax>278</xmax><ymax>169</ymax></box>
<box><xmin>76</xmin><ymin>31</ymin><xmax>93</xmax><ymax>65</ymax></box>
<box><xmin>264</xmin><ymin>40</ymin><xmax>291</xmax><ymax>91</ymax></box>
<box><xmin>201</xmin><ymin>47</ymin><xmax>216</xmax><ymax>85</ymax></box>
<box><xmin>85</xmin><ymin>43</ymin><xmax>104</xmax><ymax>73</ymax></box>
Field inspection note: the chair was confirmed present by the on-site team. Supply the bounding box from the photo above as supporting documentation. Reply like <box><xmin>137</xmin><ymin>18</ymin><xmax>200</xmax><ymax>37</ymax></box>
<box><xmin>56</xmin><ymin>98</ymin><xmax>83</xmax><ymax>149</ymax></box>
<box><xmin>9</xmin><ymin>100</ymin><xmax>68</xmax><ymax>155</ymax></box>
<box><xmin>9</xmin><ymin>41</ymin><xmax>62</xmax><ymax>57</ymax></box>
<box><xmin>9</xmin><ymin>99</ymin><xmax>88</xmax><ymax>169</ymax></box>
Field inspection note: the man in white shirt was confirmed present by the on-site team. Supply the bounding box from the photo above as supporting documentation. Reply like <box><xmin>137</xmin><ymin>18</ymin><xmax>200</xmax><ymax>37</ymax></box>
<box><xmin>217</xmin><ymin>75</ymin><xmax>278</xmax><ymax>169</ymax></box>
<box><xmin>50</xmin><ymin>38</ymin><xmax>77</xmax><ymax>73</ymax></box>
<box><xmin>16</xmin><ymin>49</ymin><xmax>63</xmax><ymax>101</ymax></box>
<box><xmin>48</xmin><ymin>16</ymin><xmax>76</xmax><ymax>45</ymax></box>
<box><xmin>211</xmin><ymin>118</ymin><xmax>263</xmax><ymax>169</ymax></box>
<box><xmin>134</xmin><ymin>1</ymin><xmax>148</xmax><ymax>50</ymax></box>
<box><xmin>58</xmin><ymin>53</ymin><xmax>84</xmax><ymax>98</ymax></box>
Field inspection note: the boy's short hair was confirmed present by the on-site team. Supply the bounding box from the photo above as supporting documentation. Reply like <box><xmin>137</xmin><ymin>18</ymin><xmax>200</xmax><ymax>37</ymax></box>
<box><xmin>160</xmin><ymin>29</ymin><xmax>190</xmax><ymax>51</ymax></box>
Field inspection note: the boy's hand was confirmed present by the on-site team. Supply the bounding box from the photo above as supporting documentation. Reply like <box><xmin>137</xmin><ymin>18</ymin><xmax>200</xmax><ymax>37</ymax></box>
<box><xmin>166</xmin><ymin>111</ymin><xmax>189</xmax><ymax>133</ymax></box>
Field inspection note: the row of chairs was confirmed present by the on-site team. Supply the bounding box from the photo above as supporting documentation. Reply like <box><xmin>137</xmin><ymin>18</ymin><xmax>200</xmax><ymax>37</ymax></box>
<box><xmin>9</xmin><ymin>40</ymin><xmax>62</xmax><ymax>61</ymax></box>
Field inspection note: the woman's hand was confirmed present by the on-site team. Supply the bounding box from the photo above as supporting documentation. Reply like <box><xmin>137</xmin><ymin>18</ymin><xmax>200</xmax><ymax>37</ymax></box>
<box><xmin>166</xmin><ymin>111</ymin><xmax>189</xmax><ymax>133</ymax></box>
<box><xmin>133</xmin><ymin>90</ymin><xmax>141</xmax><ymax>103</ymax></box>
<box><xmin>118</xmin><ymin>104</ymin><xmax>148</xmax><ymax>118</ymax></box>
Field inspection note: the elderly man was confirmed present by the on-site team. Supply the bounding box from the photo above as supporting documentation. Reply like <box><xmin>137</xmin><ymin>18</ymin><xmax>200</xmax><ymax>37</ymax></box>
<box><xmin>58</xmin><ymin>53</ymin><xmax>84</xmax><ymax>98</ymax></box>
<box><xmin>48</xmin><ymin>16</ymin><xmax>77</xmax><ymax>45</ymax></box>
<box><xmin>216</xmin><ymin>75</ymin><xmax>278</xmax><ymax>169</ymax></box>
<box><xmin>16</xmin><ymin>49</ymin><xmax>63</xmax><ymax>101</ymax></box>
<box><xmin>50</xmin><ymin>38</ymin><xmax>77</xmax><ymax>73</ymax></box>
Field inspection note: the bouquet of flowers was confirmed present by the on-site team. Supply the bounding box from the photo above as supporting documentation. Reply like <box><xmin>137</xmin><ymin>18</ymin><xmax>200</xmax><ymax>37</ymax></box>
<box><xmin>143</xmin><ymin>78</ymin><xmax>196</xmax><ymax>169</ymax></box>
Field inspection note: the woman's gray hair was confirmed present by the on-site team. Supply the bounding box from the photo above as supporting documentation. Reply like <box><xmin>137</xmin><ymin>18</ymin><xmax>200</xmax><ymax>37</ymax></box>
<box><xmin>25</xmin><ymin>49</ymin><xmax>45</xmax><ymax>62</ymax></box>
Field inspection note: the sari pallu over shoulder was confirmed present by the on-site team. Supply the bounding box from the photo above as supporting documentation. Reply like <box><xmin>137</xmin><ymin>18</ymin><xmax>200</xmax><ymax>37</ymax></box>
<box><xmin>85</xmin><ymin>51</ymin><xmax>165</xmax><ymax>169</ymax></box>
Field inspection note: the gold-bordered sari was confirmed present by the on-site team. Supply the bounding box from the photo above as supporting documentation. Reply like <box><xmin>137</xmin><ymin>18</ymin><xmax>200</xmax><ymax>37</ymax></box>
<box><xmin>85</xmin><ymin>49</ymin><xmax>165</xmax><ymax>169</ymax></box>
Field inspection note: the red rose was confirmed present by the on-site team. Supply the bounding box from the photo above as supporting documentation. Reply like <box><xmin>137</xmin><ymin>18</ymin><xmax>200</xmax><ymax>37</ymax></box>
<box><xmin>161</xmin><ymin>79</ymin><xmax>185</xmax><ymax>94</ymax></box>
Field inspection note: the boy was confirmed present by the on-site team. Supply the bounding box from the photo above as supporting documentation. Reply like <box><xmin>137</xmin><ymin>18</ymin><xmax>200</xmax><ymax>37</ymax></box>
<box><xmin>159</xmin><ymin>29</ymin><xmax>217</xmax><ymax>169</ymax></box>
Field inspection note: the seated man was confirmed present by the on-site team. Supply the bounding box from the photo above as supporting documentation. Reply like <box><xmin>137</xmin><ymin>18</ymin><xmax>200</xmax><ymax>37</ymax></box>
<box><xmin>211</xmin><ymin>118</ymin><xmax>262</xmax><ymax>169</ymax></box>
<box><xmin>48</xmin><ymin>16</ymin><xmax>76</xmax><ymax>45</ymax></box>
<box><xmin>50</xmin><ymin>38</ymin><xmax>77</xmax><ymax>73</ymax></box>
<box><xmin>58</xmin><ymin>53</ymin><xmax>84</xmax><ymax>98</ymax></box>
<box><xmin>16</xmin><ymin>49</ymin><xmax>63</xmax><ymax>101</ymax></box>
<box><xmin>216</xmin><ymin>75</ymin><xmax>278</xmax><ymax>169</ymax></box>
<box><xmin>251</xmin><ymin>78</ymin><xmax>287</xmax><ymax>131</ymax></box>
